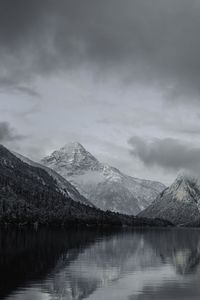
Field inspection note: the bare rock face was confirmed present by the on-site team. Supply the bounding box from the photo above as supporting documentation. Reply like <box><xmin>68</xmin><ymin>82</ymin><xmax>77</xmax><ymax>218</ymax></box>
<box><xmin>139</xmin><ymin>175</ymin><xmax>200</xmax><ymax>225</ymax></box>
<box><xmin>41</xmin><ymin>142</ymin><xmax>165</xmax><ymax>215</ymax></box>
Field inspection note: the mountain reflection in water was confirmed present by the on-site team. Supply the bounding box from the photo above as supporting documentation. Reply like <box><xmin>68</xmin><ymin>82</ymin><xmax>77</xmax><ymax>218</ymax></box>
<box><xmin>1</xmin><ymin>228</ymin><xmax>200</xmax><ymax>300</ymax></box>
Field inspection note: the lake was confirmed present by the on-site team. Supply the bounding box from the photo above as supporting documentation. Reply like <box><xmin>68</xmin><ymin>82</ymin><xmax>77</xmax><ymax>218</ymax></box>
<box><xmin>0</xmin><ymin>227</ymin><xmax>200</xmax><ymax>300</ymax></box>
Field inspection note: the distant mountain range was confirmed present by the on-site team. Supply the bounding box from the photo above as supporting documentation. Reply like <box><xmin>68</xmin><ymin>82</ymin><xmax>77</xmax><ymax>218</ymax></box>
<box><xmin>2</xmin><ymin>140</ymin><xmax>199</xmax><ymax>227</ymax></box>
<box><xmin>139</xmin><ymin>175</ymin><xmax>200</xmax><ymax>225</ymax></box>
<box><xmin>0</xmin><ymin>144</ymin><xmax>171</xmax><ymax>227</ymax></box>
<box><xmin>41</xmin><ymin>142</ymin><xmax>165</xmax><ymax>215</ymax></box>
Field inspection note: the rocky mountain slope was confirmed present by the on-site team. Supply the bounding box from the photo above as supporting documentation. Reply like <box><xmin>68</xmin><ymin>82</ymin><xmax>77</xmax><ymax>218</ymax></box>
<box><xmin>14</xmin><ymin>152</ymin><xmax>93</xmax><ymax>207</ymax></box>
<box><xmin>139</xmin><ymin>175</ymin><xmax>200</xmax><ymax>225</ymax></box>
<box><xmin>41</xmin><ymin>142</ymin><xmax>165</xmax><ymax>215</ymax></box>
<box><xmin>0</xmin><ymin>144</ymin><xmax>171</xmax><ymax>227</ymax></box>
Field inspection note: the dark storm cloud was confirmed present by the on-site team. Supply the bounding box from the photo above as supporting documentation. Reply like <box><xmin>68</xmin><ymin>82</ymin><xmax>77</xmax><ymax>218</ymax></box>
<box><xmin>1</xmin><ymin>0</ymin><xmax>200</xmax><ymax>99</ymax></box>
<box><xmin>13</xmin><ymin>86</ymin><xmax>40</xmax><ymax>98</ymax></box>
<box><xmin>128</xmin><ymin>136</ymin><xmax>200</xmax><ymax>173</ymax></box>
<box><xmin>0</xmin><ymin>122</ymin><xmax>24</xmax><ymax>142</ymax></box>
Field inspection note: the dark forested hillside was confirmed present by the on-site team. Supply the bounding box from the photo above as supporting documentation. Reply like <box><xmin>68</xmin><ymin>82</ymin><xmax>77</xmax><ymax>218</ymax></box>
<box><xmin>0</xmin><ymin>145</ymin><xmax>172</xmax><ymax>227</ymax></box>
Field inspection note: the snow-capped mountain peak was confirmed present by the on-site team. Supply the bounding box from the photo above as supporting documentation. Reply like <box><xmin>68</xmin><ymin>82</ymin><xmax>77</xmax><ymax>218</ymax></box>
<box><xmin>13</xmin><ymin>149</ymin><xmax>94</xmax><ymax>207</ymax></box>
<box><xmin>58</xmin><ymin>142</ymin><xmax>88</xmax><ymax>157</ymax></box>
<box><xmin>168</xmin><ymin>175</ymin><xmax>199</xmax><ymax>202</ymax></box>
<box><xmin>139</xmin><ymin>174</ymin><xmax>200</xmax><ymax>224</ymax></box>
<box><xmin>41</xmin><ymin>142</ymin><xmax>100</xmax><ymax>175</ymax></box>
<box><xmin>41</xmin><ymin>142</ymin><xmax>165</xmax><ymax>215</ymax></box>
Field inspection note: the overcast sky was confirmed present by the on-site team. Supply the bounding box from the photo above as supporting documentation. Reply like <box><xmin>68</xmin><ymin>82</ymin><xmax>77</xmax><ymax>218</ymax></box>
<box><xmin>1</xmin><ymin>0</ymin><xmax>200</xmax><ymax>185</ymax></box>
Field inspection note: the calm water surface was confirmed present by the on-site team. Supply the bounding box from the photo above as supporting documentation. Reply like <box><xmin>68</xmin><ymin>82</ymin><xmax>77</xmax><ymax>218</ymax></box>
<box><xmin>0</xmin><ymin>227</ymin><xmax>200</xmax><ymax>300</ymax></box>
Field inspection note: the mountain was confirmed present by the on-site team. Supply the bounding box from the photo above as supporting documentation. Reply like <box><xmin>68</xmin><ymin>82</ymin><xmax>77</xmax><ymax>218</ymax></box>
<box><xmin>14</xmin><ymin>152</ymin><xmax>93</xmax><ymax>207</ymax></box>
<box><xmin>0</xmin><ymin>144</ymin><xmax>171</xmax><ymax>227</ymax></box>
<box><xmin>41</xmin><ymin>142</ymin><xmax>165</xmax><ymax>215</ymax></box>
<box><xmin>139</xmin><ymin>175</ymin><xmax>200</xmax><ymax>225</ymax></box>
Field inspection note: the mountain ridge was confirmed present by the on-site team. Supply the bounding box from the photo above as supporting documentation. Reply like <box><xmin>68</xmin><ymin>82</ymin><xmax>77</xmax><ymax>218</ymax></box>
<box><xmin>14</xmin><ymin>151</ymin><xmax>94</xmax><ymax>207</ymax></box>
<box><xmin>41</xmin><ymin>142</ymin><xmax>166</xmax><ymax>215</ymax></box>
<box><xmin>0</xmin><ymin>144</ymin><xmax>172</xmax><ymax>228</ymax></box>
<box><xmin>139</xmin><ymin>175</ymin><xmax>200</xmax><ymax>225</ymax></box>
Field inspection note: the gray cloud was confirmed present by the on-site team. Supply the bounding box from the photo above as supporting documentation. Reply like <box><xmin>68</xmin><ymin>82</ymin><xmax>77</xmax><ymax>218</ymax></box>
<box><xmin>1</xmin><ymin>0</ymin><xmax>200</xmax><ymax>100</ymax></box>
<box><xmin>0</xmin><ymin>122</ymin><xmax>24</xmax><ymax>142</ymax></box>
<box><xmin>2</xmin><ymin>0</ymin><xmax>200</xmax><ymax>185</ymax></box>
<box><xmin>12</xmin><ymin>86</ymin><xmax>40</xmax><ymax>98</ymax></box>
<box><xmin>128</xmin><ymin>136</ymin><xmax>200</xmax><ymax>174</ymax></box>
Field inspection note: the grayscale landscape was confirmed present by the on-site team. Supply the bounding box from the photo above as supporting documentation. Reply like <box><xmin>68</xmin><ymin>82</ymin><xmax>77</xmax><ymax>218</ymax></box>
<box><xmin>1</xmin><ymin>0</ymin><xmax>200</xmax><ymax>299</ymax></box>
